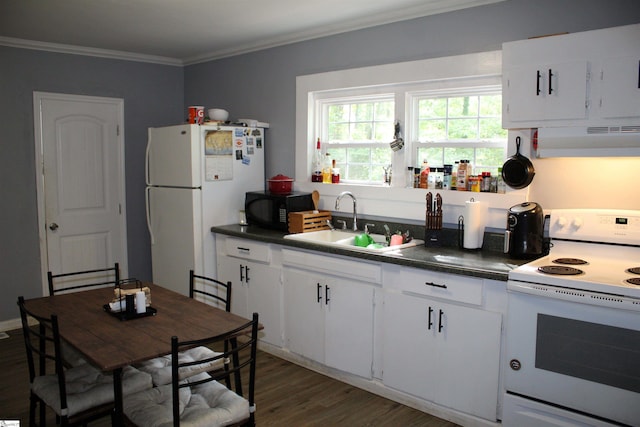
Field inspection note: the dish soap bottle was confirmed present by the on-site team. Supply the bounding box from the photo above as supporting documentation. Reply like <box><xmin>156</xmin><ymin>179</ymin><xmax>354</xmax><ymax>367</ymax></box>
<box><xmin>322</xmin><ymin>153</ymin><xmax>332</xmax><ymax>183</ymax></box>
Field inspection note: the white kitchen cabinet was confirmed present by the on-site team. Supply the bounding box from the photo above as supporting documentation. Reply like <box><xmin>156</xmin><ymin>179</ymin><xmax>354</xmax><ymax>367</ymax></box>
<box><xmin>382</xmin><ymin>267</ymin><xmax>502</xmax><ymax>421</ymax></box>
<box><xmin>503</xmin><ymin>60</ymin><xmax>588</xmax><ymax>124</ymax></box>
<box><xmin>282</xmin><ymin>248</ymin><xmax>380</xmax><ymax>379</ymax></box>
<box><xmin>502</xmin><ymin>23</ymin><xmax>640</xmax><ymax>129</ymax></box>
<box><xmin>215</xmin><ymin>235</ymin><xmax>282</xmax><ymax>347</ymax></box>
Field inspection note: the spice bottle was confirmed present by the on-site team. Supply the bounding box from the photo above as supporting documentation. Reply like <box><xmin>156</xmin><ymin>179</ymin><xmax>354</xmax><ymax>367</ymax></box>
<box><xmin>481</xmin><ymin>172</ymin><xmax>491</xmax><ymax>192</ymax></box>
<box><xmin>414</xmin><ymin>167</ymin><xmax>421</xmax><ymax>188</ymax></box>
<box><xmin>456</xmin><ymin>160</ymin><xmax>467</xmax><ymax>191</ymax></box>
<box><xmin>407</xmin><ymin>166</ymin><xmax>415</xmax><ymax>188</ymax></box>
<box><xmin>451</xmin><ymin>161</ymin><xmax>459</xmax><ymax>190</ymax></box>
<box><xmin>443</xmin><ymin>165</ymin><xmax>452</xmax><ymax>190</ymax></box>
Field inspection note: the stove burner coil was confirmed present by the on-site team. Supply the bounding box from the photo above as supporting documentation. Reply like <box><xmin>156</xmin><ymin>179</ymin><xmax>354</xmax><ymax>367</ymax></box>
<box><xmin>625</xmin><ymin>278</ymin><xmax>640</xmax><ymax>286</ymax></box>
<box><xmin>537</xmin><ymin>265</ymin><xmax>584</xmax><ymax>276</ymax></box>
<box><xmin>626</xmin><ymin>267</ymin><xmax>640</xmax><ymax>275</ymax></box>
<box><xmin>552</xmin><ymin>258</ymin><xmax>588</xmax><ymax>265</ymax></box>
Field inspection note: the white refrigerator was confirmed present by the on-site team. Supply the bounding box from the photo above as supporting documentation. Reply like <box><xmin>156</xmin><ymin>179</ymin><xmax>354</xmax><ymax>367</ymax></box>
<box><xmin>145</xmin><ymin>123</ymin><xmax>265</xmax><ymax>295</ymax></box>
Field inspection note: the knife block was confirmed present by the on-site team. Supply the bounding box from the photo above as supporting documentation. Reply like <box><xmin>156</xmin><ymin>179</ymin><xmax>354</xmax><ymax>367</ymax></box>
<box><xmin>425</xmin><ymin>211</ymin><xmax>443</xmax><ymax>247</ymax></box>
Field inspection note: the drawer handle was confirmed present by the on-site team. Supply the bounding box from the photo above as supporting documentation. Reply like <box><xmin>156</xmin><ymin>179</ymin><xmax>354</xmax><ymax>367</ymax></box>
<box><xmin>428</xmin><ymin>306</ymin><xmax>434</xmax><ymax>330</ymax></box>
<box><xmin>317</xmin><ymin>283</ymin><xmax>322</xmax><ymax>303</ymax></box>
<box><xmin>425</xmin><ymin>281</ymin><xmax>447</xmax><ymax>289</ymax></box>
<box><xmin>325</xmin><ymin>285</ymin><xmax>330</xmax><ymax>305</ymax></box>
<box><xmin>438</xmin><ymin>309</ymin><xmax>444</xmax><ymax>333</ymax></box>
<box><xmin>237</xmin><ymin>247</ymin><xmax>251</xmax><ymax>252</ymax></box>
<box><xmin>536</xmin><ymin>70</ymin><xmax>541</xmax><ymax>96</ymax></box>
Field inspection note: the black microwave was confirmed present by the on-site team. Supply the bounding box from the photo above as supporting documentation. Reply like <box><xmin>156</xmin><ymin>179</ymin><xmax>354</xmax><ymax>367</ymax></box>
<box><xmin>245</xmin><ymin>191</ymin><xmax>314</xmax><ymax>230</ymax></box>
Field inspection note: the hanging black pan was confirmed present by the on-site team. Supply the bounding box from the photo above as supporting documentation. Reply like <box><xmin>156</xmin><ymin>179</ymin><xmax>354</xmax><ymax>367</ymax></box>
<box><xmin>502</xmin><ymin>136</ymin><xmax>535</xmax><ymax>189</ymax></box>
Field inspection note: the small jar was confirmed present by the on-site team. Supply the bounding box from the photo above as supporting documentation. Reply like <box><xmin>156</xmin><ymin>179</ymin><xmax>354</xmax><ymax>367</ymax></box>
<box><xmin>481</xmin><ymin>172</ymin><xmax>492</xmax><ymax>192</ymax></box>
<box><xmin>332</xmin><ymin>167</ymin><xmax>340</xmax><ymax>183</ymax></box>
<box><xmin>470</xmin><ymin>175</ymin><xmax>481</xmax><ymax>192</ymax></box>
<box><xmin>435</xmin><ymin>167</ymin><xmax>444</xmax><ymax>189</ymax></box>
<box><xmin>443</xmin><ymin>164</ymin><xmax>452</xmax><ymax>190</ymax></box>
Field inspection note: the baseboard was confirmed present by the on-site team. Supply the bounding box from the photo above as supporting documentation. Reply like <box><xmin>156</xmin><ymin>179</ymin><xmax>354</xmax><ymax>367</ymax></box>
<box><xmin>0</xmin><ymin>317</ymin><xmax>23</xmax><ymax>333</ymax></box>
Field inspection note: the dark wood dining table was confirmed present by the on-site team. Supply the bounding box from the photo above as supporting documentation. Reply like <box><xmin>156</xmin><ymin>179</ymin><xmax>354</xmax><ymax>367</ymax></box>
<box><xmin>23</xmin><ymin>282</ymin><xmax>256</xmax><ymax>426</ymax></box>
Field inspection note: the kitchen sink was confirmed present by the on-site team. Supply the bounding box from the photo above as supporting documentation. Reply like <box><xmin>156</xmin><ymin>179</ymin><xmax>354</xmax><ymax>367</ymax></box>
<box><xmin>283</xmin><ymin>229</ymin><xmax>422</xmax><ymax>253</ymax></box>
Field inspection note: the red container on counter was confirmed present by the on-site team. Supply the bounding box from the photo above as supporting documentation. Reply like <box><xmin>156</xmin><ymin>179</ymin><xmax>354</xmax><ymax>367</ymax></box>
<box><xmin>267</xmin><ymin>174</ymin><xmax>294</xmax><ymax>194</ymax></box>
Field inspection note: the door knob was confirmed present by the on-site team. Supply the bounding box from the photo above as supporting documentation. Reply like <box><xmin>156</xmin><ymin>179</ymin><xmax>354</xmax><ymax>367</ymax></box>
<box><xmin>49</xmin><ymin>223</ymin><xmax>59</xmax><ymax>231</ymax></box>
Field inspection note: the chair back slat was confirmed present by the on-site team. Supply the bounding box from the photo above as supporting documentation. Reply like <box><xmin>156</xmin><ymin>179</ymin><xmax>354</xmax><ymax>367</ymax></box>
<box><xmin>189</xmin><ymin>270</ymin><xmax>232</xmax><ymax>312</ymax></box>
<box><xmin>48</xmin><ymin>262</ymin><xmax>120</xmax><ymax>295</ymax></box>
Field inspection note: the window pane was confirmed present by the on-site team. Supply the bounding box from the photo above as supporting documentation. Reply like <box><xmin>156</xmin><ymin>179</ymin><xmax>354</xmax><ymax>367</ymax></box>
<box><xmin>444</xmin><ymin>148</ymin><xmax>474</xmax><ymax>165</ymax></box>
<box><xmin>374</xmin><ymin>122</ymin><xmax>394</xmax><ymax>141</ymax></box>
<box><xmin>351</xmin><ymin>122</ymin><xmax>373</xmax><ymax>140</ymax></box>
<box><xmin>479</xmin><ymin>118</ymin><xmax>507</xmax><ymax>139</ymax></box>
<box><xmin>352</xmin><ymin>103</ymin><xmax>373</xmax><ymax>122</ymax></box>
<box><xmin>479</xmin><ymin>94</ymin><xmax>502</xmax><ymax>116</ymax></box>
<box><xmin>447</xmin><ymin>118</ymin><xmax>478</xmax><ymax>139</ymax></box>
<box><xmin>328</xmin><ymin>104</ymin><xmax>349</xmax><ymax>123</ymax></box>
<box><xmin>418</xmin><ymin>120</ymin><xmax>446</xmax><ymax>141</ymax></box>
<box><xmin>475</xmin><ymin>147</ymin><xmax>505</xmax><ymax>172</ymax></box>
<box><xmin>371</xmin><ymin>147</ymin><xmax>392</xmax><ymax>165</ymax></box>
<box><xmin>328</xmin><ymin>123</ymin><xmax>349</xmax><ymax>141</ymax></box>
<box><xmin>346</xmin><ymin>164</ymin><xmax>371</xmax><ymax>181</ymax></box>
<box><xmin>418</xmin><ymin>98</ymin><xmax>446</xmax><ymax>118</ymax></box>
<box><xmin>347</xmin><ymin>147</ymin><xmax>371</xmax><ymax>163</ymax></box>
<box><xmin>417</xmin><ymin>147</ymin><xmax>444</xmax><ymax>167</ymax></box>
<box><xmin>375</xmin><ymin>101</ymin><xmax>394</xmax><ymax>121</ymax></box>
<box><xmin>448</xmin><ymin>96</ymin><xmax>478</xmax><ymax>117</ymax></box>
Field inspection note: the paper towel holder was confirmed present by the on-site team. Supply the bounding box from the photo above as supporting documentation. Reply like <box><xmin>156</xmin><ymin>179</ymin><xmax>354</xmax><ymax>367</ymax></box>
<box><xmin>457</xmin><ymin>215</ymin><xmax>464</xmax><ymax>249</ymax></box>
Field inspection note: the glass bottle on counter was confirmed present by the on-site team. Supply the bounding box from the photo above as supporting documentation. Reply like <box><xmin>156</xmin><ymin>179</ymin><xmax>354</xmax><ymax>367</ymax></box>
<box><xmin>322</xmin><ymin>153</ymin><xmax>332</xmax><ymax>183</ymax></box>
<box><xmin>312</xmin><ymin>138</ymin><xmax>323</xmax><ymax>182</ymax></box>
<box><xmin>456</xmin><ymin>160</ymin><xmax>468</xmax><ymax>191</ymax></box>
<box><xmin>419</xmin><ymin>160</ymin><xmax>429</xmax><ymax>189</ymax></box>
<box><xmin>407</xmin><ymin>166</ymin><xmax>415</xmax><ymax>188</ymax></box>
<box><xmin>443</xmin><ymin>164</ymin><xmax>452</xmax><ymax>190</ymax></box>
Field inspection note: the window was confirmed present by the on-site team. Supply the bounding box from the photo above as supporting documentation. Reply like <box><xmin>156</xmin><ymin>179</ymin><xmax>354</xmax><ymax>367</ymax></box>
<box><xmin>314</xmin><ymin>83</ymin><xmax>507</xmax><ymax>186</ymax></box>
<box><xmin>412</xmin><ymin>89</ymin><xmax>507</xmax><ymax>175</ymax></box>
<box><xmin>320</xmin><ymin>97</ymin><xmax>395</xmax><ymax>183</ymax></box>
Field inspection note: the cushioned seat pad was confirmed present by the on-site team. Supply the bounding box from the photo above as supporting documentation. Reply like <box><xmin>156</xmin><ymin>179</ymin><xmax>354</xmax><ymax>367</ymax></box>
<box><xmin>32</xmin><ymin>364</ymin><xmax>152</xmax><ymax>417</ymax></box>
<box><xmin>135</xmin><ymin>346</ymin><xmax>225</xmax><ymax>386</ymax></box>
<box><xmin>124</xmin><ymin>377</ymin><xmax>249</xmax><ymax>427</ymax></box>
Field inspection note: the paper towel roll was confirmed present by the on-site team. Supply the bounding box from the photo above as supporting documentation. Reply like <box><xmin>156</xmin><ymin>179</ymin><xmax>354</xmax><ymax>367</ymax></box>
<box><xmin>136</xmin><ymin>291</ymin><xmax>147</xmax><ymax>314</ymax></box>
<box><xmin>463</xmin><ymin>200</ymin><xmax>487</xmax><ymax>249</ymax></box>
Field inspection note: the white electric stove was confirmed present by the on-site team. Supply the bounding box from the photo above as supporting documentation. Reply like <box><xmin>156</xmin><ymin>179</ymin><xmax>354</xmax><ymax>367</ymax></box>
<box><xmin>503</xmin><ymin>209</ymin><xmax>640</xmax><ymax>427</ymax></box>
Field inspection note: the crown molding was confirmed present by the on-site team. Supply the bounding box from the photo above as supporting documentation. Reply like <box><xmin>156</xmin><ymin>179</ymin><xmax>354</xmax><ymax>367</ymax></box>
<box><xmin>0</xmin><ymin>36</ymin><xmax>183</xmax><ymax>66</ymax></box>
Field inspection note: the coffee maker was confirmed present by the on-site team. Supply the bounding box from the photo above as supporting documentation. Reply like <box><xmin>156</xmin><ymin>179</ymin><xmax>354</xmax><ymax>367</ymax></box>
<box><xmin>504</xmin><ymin>202</ymin><xmax>546</xmax><ymax>259</ymax></box>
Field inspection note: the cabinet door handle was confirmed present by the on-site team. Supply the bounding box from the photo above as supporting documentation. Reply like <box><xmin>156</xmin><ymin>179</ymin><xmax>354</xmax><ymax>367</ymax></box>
<box><xmin>425</xmin><ymin>281</ymin><xmax>447</xmax><ymax>289</ymax></box>
<box><xmin>325</xmin><ymin>285</ymin><xmax>330</xmax><ymax>305</ymax></box>
<box><xmin>317</xmin><ymin>282</ymin><xmax>322</xmax><ymax>303</ymax></box>
<box><xmin>536</xmin><ymin>70</ymin><xmax>542</xmax><ymax>96</ymax></box>
<box><xmin>245</xmin><ymin>266</ymin><xmax>250</xmax><ymax>283</ymax></box>
<box><xmin>637</xmin><ymin>60</ymin><xmax>639</xmax><ymax>89</ymax></box>
<box><xmin>239</xmin><ymin>265</ymin><xmax>245</xmax><ymax>283</ymax></box>
<box><xmin>438</xmin><ymin>309</ymin><xmax>444</xmax><ymax>333</ymax></box>
<box><xmin>428</xmin><ymin>306</ymin><xmax>434</xmax><ymax>330</ymax></box>
<box><xmin>548</xmin><ymin>69</ymin><xmax>554</xmax><ymax>94</ymax></box>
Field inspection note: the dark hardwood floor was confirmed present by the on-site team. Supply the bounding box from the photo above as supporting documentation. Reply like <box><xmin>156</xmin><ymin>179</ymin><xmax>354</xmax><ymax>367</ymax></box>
<box><xmin>1</xmin><ymin>328</ymin><xmax>458</xmax><ymax>426</ymax></box>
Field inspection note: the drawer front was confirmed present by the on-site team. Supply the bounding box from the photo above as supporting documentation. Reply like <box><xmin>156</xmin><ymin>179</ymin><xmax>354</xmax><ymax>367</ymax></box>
<box><xmin>395</xmin><ymin>267</ymin><xmax>483</xmax><ymax>305</ymax></box>
<box><xmin>224</xmin><ymin>237</ymin><xmax>270</xmax><ymax>263</ymax></box>
<box><xmin>282</xmin><ymin>248</ymin><xmax>382</xmax><ymax>284</ymax></box>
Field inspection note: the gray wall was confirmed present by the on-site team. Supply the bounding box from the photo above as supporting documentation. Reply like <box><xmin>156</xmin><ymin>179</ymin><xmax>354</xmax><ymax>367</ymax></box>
<box><xmin>185</xmin><ymin>0</ymin><xmax>640</xmax><ymax>179</ymax></box>
<box><xmin>0</xmin><ymin>47</ymin><xmax>183</xmax><ymax>321</ymax></box>
<box><xmin>2</xmin><ymin>0</ymin><xmax>640</xmax><ymax>324</ymax></box>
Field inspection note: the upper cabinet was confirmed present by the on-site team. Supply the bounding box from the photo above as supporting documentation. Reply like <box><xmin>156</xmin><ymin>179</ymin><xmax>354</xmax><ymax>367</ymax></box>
<box><xmin>502</xmin><ymin>24</ymin><xmax>640</xmax><ymax>129</ymax></box>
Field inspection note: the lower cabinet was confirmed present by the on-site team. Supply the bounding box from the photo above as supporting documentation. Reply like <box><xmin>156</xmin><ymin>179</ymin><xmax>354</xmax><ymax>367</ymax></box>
<box><xmin>383</xmin><ymin>290</ymin><xmax>502</xmax><ymax>421</ymax></box>
<box><xmin>282</xmin><ymin>249</ymin><xmax>379</xmax><ymax>379</ymax></box>
<box><xmin>215</xmin><ymin>236</ymin><xmax>282</xmax><ymax>347</ymax></box>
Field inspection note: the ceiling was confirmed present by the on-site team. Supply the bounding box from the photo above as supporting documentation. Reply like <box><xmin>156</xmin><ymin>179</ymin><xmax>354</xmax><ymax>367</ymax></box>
<box><xmin>0</xmin><ymin>0</ymin><xmax>504</xmax><ymax>65</ymax></box>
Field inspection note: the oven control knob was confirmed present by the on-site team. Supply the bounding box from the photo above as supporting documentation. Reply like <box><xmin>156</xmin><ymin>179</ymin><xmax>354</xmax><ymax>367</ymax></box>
<box><xmin>572</xmin><ymin>217</ymin><xmax>583</xmax><ymax>229</ymax></box>
<box><xmin>557</xmin><ymin>216</ymin><xmax>567</xmax><ymax>228</ymax></box>
<box><xmin>509</xmin><ymin>359</ymin><xmax>521</xmax><ymax>371</ymax></box>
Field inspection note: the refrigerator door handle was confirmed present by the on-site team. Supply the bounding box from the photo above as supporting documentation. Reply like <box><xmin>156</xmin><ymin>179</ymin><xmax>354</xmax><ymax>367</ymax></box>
<box><xmin>145</xmin><ymin>186</ymin><xmax>155</xmax><ymax>245</ymax></box>
<box><xmin>145</xmin><ymin>130</ymin><xmax>152</xmax><ymax>186</ymax></box>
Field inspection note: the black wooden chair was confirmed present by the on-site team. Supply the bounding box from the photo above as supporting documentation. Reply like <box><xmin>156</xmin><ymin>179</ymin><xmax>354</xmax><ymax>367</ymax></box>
<box><xmin>17</xmin><ymin>296</ymin><xmax>153</xmax><ymax>427</ymax></box>
<box><xmin>124</xmin><ymin>312</ymin><xmax>259</xmax><ymax>427</ymax></box>
<box><xmin>47</xmin><ymin>262</ymin><xmax>120</xmax><ymax>296</ymax></box>
<box><xmin>47</xmin><ymin>262</ymin><xmax>121</xmax><ymax>367</ymax></box>
<box><xmin>190</xmin><ymin>270</ymin><xmax>232</xmax><ymax>312</ymax></box>
<box><xmin>134</xmin><ymin>271</ymin><xmax>233</xmax><ymax>387</ymax></box>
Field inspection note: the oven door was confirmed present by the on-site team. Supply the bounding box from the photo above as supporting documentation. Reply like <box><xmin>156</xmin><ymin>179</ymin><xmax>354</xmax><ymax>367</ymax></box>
<box><xmin>505</xmin><ymin>281</ymin><xmax>640</xmax><ymax>426</ymax></box>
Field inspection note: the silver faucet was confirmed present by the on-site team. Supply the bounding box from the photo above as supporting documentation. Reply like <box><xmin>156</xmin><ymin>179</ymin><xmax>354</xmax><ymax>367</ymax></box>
<box><xmin>335</xmin><ymin>191</ymin><xmax>358</xmax><ymax>231</ymax></box>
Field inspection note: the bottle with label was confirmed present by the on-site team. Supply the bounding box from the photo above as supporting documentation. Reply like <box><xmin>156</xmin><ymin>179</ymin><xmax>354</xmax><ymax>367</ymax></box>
<box><xmin>419</xmin><ymin>160</ymin><xmax>429</xmax><ymax>189</ymax></box>
<box><xmin>496</xmin><ymin>167</ymin><xmax>506</xmax><ymax>193</ymax></box>
<box><xmin>443</xmin><ymin>164</ymin><xmax>452</xmax><ymax>190</ymax></box>
<box><xmin>451</xmin><ymin>161</ymin><xmax>459</xmax><ymax>190</ymax></box>
<box><xmin>331</xmin><ymin>159</ymin><xmax>340</xmax><ymax>183</ymax></box>
<box><xmin>406</xmin><ymin>166</ymin><xmax>415</xmax><ymax>188</ymax></box>
<box><xmin>312</xmin><ymin>138</ymin><xmax>323</xmax><ymax>182</ymax></box>
<box><xmin>322</xmin><ymin>153</ymin><xmax>332</xmax><ymax>183</ymax></box>
<box><xmin>456</xmin><ymin>160</ymin><xmax>467</xmax><ymax>191</ymax></box>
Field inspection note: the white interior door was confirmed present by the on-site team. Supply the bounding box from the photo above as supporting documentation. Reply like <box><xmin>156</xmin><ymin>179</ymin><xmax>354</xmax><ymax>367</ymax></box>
<box><xmin>34</xmin><ymin>92</ymin><xmax>128</xmax><ymax>294</ymax></box>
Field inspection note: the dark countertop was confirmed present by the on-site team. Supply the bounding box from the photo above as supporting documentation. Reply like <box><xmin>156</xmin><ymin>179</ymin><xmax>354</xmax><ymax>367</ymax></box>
<box><xmin>211</xmin><ymin>224</ymin><xmax>527</xmax><ymax>282</ymax></box>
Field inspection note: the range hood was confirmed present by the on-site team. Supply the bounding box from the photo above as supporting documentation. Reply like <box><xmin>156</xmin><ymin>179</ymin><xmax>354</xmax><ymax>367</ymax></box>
<box><xmin>535</xmin><ymin>126</ymin><xmax>640</xmax><ymax>158</ymax></box>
